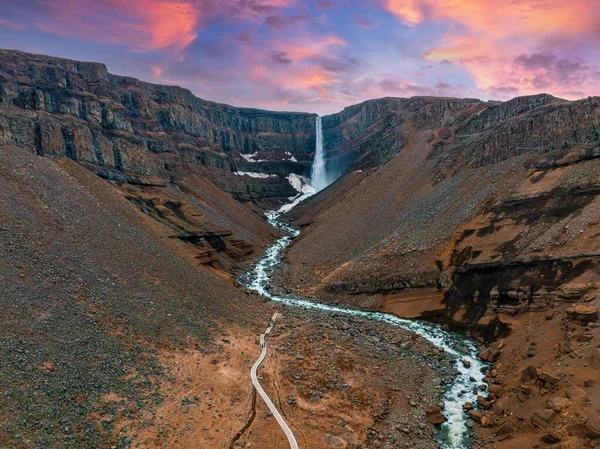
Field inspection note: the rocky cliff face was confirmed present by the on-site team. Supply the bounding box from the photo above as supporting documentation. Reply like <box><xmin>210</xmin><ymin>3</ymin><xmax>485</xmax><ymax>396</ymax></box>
<box><xmin>319</xmin><ymin>94</ymin><xmax>600</xmax><ymax>183</ymax></box>
<box><xmin>280</xmin><ymin>93</ymin><xmax>600</xmax><ymax>332</ymax></box>
<box><xmin>0</xmin><ymin>49</ymin><xmax>317</xmax><ymax>202</ymax></box>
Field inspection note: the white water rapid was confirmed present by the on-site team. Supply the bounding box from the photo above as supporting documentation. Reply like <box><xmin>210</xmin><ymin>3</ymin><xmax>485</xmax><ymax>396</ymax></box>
<box><xmin>240</xmin><ymin>210</ymin><xmax>489</xmax><ymax>449</ymax></box>
<box><xmin>310</xmin><ymin>116</ymin><xmax>329</xmax><ymax>191</ymax></box>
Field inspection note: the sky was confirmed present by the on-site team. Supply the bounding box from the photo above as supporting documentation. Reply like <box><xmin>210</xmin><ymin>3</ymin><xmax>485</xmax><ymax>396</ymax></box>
<box><xmin>0</xmin><ymin>0</ymin><xmax>599</xmax><ymax>114</ymax></box>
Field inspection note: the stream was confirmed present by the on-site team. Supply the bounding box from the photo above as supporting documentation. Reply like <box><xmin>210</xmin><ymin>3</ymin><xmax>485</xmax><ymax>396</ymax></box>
<box><xmin>239</xmin><ymin>210</ymin><xmax>488</xmax><ymax>449</ymax></box>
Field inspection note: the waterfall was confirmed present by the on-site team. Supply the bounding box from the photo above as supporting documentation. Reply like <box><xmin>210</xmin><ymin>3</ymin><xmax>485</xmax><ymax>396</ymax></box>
<box><xmin>310</xmin><ymin>116</ymin><xmax>329</xmax><ymax>191</ymax></box>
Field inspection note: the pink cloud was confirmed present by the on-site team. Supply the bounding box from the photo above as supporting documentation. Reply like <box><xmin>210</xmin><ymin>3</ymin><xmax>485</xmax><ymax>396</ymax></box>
<box><xmin>35</xmin><ymin>0</ymin><xmax>199</xmax><ymax>51</ymax></box>
<box><xmin>269</xmin><ymin>35</ymin><xmax>346</xmax><ymax>61</ymax></box>
<box><xmin>0</xmin><ymin>17</ymin><xmax>26</xmax><ymax>31</ymax></box>
<box><xmin>385</xmin><ymin>0</ymin><xmax>600</xmax><ymax>99</ymax></box>
<box><xmin>33</xmin><ymin>0</ymin><xmax>298</xmax><ymax>52</ymax></box>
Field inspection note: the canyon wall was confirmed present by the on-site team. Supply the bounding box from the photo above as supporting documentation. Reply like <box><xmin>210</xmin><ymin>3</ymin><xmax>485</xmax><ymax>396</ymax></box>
<box><xmin>0</xmin><ymin>49</ymin><xmax>317</xmax><ymax>202</ymax></box>
<box><xmin>319</xmin><ymin>94</ymin><xmax>600</xmax><ymax>182</ymax></box>
<box><xmin>283</xmin><ymin>93</ymin><xmax>600</xmax><ymax>337</ymax></box>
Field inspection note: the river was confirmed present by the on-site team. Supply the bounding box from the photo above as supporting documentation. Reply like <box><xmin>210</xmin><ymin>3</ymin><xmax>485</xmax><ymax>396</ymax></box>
<box><xmin>239</xmin><ymin>210</ymin><xmax>488</xmax><ymax>449</ymax></box>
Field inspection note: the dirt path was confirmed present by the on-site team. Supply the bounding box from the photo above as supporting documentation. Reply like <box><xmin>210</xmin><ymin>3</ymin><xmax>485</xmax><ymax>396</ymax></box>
<box><xmin>250</xmin><ymin>313</ymin><xmax>299</xmax><ymax>449</ymax></box>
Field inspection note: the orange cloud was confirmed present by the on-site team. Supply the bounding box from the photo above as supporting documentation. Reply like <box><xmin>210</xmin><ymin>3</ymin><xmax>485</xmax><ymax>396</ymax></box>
<box><xmin>385</xmin><ymin>0</ymin><xmax>600</xmax><ymax>98</ymax></box>
<box><xmin>152</xmin><ymin>65</ymin><xmax>164</xmax><ymax>78</ymax></box>
<box><xmin>385</xmin><ymin>0</ymin><xmax>594</xmax><ymax>35</ymax></box>
<box><xmin>278</xmin><ymin>35</ymin><xmax>347</xmax><ymax>60</ymax></box>
<box><xmin>36</xmin><ymin>0</ymin><xmax>201</xmax><ymax>52</ymax></box>
<box><xmin>130</xmin><ymin>0</ymin><xmax>199</xmax><ymax>50</ymax></box>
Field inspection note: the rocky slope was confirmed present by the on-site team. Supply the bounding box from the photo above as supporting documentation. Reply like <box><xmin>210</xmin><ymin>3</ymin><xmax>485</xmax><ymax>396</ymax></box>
<box><xmin>278</xmin><ymin>94</ymin><xmax>600</xmax><ymax>448</ymax></box>
<box><xmin>0</xmin><ymin>49</ymin><xmax>317</xmax><ymax>204</ymax></box>
<box><xmin>283</xmin><ymin>94</ymin><xmax>600</xmax><ymax>310</ymax></box>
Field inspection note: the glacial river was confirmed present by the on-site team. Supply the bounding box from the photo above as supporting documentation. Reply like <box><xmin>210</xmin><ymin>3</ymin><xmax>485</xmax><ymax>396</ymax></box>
<box><xmin>240</xmin><ymin>210</ymin><xmax>488</xmax><ymax>449</ymax></box>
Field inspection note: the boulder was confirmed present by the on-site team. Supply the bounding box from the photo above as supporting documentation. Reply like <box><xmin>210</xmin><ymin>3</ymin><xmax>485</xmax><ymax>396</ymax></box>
<box><xmin>468</xmin><ymin>410</ymin><xmax>483</xmax><ymax>424</ymax></box>
<box><xmin>585</xmin><ymin>414</ymin><xmax>600</xmax><ymax>439</ymax></box>
<box><xmin>565</xmin><ymin>385</ymin><xmax>585</xmax><ymax>401</ymax></box>
<box><xmin>566</xmin><ymin>304</ymin><xmax>598</xmax><ymax>323</ymax></box>
<box><xmin>480</xmin><ymin>414</ymin><xmax>492</xmax><ymax>428</ymax></box>
<box><xmin>557</xmin><ymin>284</ymin><xmax>589</xmax><ymax>302</ymax></box>
<box><xmin>530</xmin><ymin>409</ymin><xmax>554</xmax><ymax>428</ymax></box>
<box><xmin>546</xmin><ymin>396</ymin><xmax>571</xmax><ymax>413</ymax></box>
<box><xmin>521</xmin><ymin>365</ymin><xmax>539</xmax><ymax>382</ymax></box>
<box><xmin>495</xmin><ymin>419</ymin><xmax>516</xmax><ymax>437</ymax></box>
<box><xmin>479</xmin><ymin>348</ymin><xmax>492</xmax><ymax>361</ymax></box>
<box><xmin>541</xmin><ymin>429</ymin><xmax>566</xmax><ymax>443</ymax></box>
<box><xmin>425</xmin><ymin>406</ymin><xmax>446</xmax><ymax>426</ymax></box>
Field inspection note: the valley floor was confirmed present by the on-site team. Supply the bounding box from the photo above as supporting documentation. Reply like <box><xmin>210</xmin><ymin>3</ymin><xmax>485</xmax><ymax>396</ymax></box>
<box><xmin>0</xmin><ymin>147</ymin><xmax>455</xmax><ymax>449</ymax></box>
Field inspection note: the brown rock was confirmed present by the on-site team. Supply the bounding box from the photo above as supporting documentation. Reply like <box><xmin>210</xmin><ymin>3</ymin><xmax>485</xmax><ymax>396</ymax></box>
<box><xmin>546</xmin><ymin>396</ymin><xmax>571</xmax><ymax>413</ymax></box>
<box><xmin>583</xmin><ymin>293</ymin><xmax>596</xmax><ymax>302</ymax></box>
<box><xmin>539</xmin><ymin>370</ymin><xmax>561</xmax><ymax>386</ymax></box>
<box><xmin>492</xmin><ymin>402</ymin><xmax>505</xmax><ymax>416</ymax></box>
<box><xmin>541</xmin><ymin>429</ymin><xmax>564</xmax><ymax>443</ymax></box>
<box><xmin>480</xmin><ymin>414</ymin><xmax>492</xmax><ymax>428</ymax></box>
<box><xmin>468</xmin><ymin>410</ymin><xmax>483</xmax><ymax>424</ymax></box>
<box><xmin>488</xmin><ymin>384</ymin><xmax>503</xmax><ymax>397</ymax></box>
<box><xmin>585</xmin><ymin>414</ymin><xmax>600</xmax><ymax>439</ymax></box>
<box><xmin>565</xmin><ymin>385</ymin><xmax>585</xmax><ymax>401</ymax></box>
<box><xmin>566</xmin><ymin>304</ymin><xmax>598</xmax><ymax>323</ymax></box>
<box><xmin>574</xmin><ymin>332</ymin><xmax>593</xmax><ymax>342</ymax></box>
<box><xmin>530</xmin><ymin>409</ymin><xmax>554</xmax><ymax>428</ymax></box>
<box><xmin>521</xmin><ymin>365</ymin><xmax>539</xmax><ymax>382</ymax></box>
<box><xmin>479</xmin><ymin>348</ymin><xmax>492</xmax><ymax>361</ymax></box>
<box><xmin>495</xmin><ymin>419</ymin><xmax>516</xmax><ymax>437</ymax></box>
<box><xmin>463</xmin><ymin>401</ymin><xmax>473</xmax><ymax>410</ymax></box>
<box><xmin>558</xmin><ymin>283</ymin><xmax>589</xmax><ymax>301</ymax></box>
<box><xmin>425</xmin><ymin>406</ymin><xmax>446</xmax><ymax>426</ymax></box>
<box><xmin>591</xmin><ymin>348</ymin><xmax>600</xmax><ymax>369</ymax></box>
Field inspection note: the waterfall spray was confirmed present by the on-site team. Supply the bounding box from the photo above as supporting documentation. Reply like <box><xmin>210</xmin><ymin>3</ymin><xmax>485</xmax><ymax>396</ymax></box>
<box><xmin>310</xmin><ymin>116</ymin><xmax>329</xmax><ymax>191</ymax></box>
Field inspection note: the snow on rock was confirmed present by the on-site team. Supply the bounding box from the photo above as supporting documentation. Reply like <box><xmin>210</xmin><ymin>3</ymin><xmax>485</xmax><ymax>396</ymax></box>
<box><xmin>240</xmin><ymin>152</ymin><xmax>266</xmax><ymax>163</ymax></box>
<box><xmin>234</xmin><ymin>171</ymin><xmax>276</xmax><ymax>178</ymax></box>
<box><xmin>287</xmin><ymin>173</ymin><xmax>316</xmax><ymax>194</ymax></box>
<box><xmin>278</xmin><ymin>174</ymin><xmax>317</xmax><ymax>213</ymax></box>
<box><xmin>285</xmin><ymin>151</ymin><xmax>298</xmax><ymax>162</ymax></box>
<box><xmin>279</xmin><ymin>193</ymin><xmax>313</xmax><ymax>213</ymax></box>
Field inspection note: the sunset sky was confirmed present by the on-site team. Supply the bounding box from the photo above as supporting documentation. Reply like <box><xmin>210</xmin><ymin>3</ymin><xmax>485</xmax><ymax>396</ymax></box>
<box><xmin>1</xmin><ymin>0</ymin><xmax>599</xmax><ymax>114</ymax></box>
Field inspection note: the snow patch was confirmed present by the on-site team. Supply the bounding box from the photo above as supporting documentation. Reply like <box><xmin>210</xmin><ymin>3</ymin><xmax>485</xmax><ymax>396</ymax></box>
<box><xmin>287</xmin><ymin>173</ymin><xmax>315</xmax><ymax>194</ymax></box>
<box><xmin>234</xmin><ymin>171</ymin><xmax>276</xmax><ymax>179</ymax></box>
<box><xmin>278</xmin><ymin>173</ymin><xmax>317</xmax><ymax>213</ymax></box>
<box><xmin>240</xmin><ymin>152</ymin><xmax>266</xmax><ymax>163</ymax></box>
<box><xmin>285</xmin><ymin>151</ymin><xmax>298</xmax><ymax>162</ymax></box>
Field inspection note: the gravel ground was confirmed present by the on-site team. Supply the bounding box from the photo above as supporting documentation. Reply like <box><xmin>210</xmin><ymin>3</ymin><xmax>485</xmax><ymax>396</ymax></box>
<box><xmin>0</xmin><ymin>147</ymin><xmax>268</xmax><ymax>448</ymax></box>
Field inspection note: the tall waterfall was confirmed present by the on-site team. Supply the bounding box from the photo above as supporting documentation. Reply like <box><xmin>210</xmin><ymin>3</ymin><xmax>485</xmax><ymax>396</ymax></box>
<box><xmin>310</xmin><ymin>116</ymin><xmax>329</xmax><ymax>191</ymax></box>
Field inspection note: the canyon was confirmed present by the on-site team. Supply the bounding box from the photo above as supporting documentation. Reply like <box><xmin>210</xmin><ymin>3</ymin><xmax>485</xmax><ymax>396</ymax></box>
<box><xmin>1</xmin><ymin>49</ymin><xmax>600</xmax><ymax>449</ymax></box>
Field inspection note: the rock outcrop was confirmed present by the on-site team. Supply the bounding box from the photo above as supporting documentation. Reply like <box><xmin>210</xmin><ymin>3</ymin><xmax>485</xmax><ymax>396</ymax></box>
<box><xmin>319</xmin><ymin>94</ymin><xmax>600</xmax><ymax>183</ymax></box>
